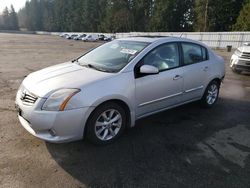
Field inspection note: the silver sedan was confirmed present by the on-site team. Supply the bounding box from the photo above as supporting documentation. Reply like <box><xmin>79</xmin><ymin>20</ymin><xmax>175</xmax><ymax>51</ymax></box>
<box><xmin>16</xmin><ymin>37</ymin><xmax>225</xmax><ymax>144</ymax></box>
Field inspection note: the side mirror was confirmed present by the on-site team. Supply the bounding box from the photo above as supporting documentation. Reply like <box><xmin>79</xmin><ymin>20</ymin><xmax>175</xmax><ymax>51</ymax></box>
<box><xmin>140</xmin><ymin>65</ymin><xmax>159</xmax><ymax>74</ymax></box>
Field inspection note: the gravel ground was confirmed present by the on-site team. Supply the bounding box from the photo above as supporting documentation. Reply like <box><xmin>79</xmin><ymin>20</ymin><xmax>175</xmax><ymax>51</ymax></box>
<box><xmin>0</xmin><ymin>33</ymin><xmax>250</xmax><ymax>188</ymax></box>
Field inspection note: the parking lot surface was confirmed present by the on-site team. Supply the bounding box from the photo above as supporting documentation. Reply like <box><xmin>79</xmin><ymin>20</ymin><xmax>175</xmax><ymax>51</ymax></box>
<box><xmin>0</xmin><ymin>33</ymin><xmax>250</xmax><ymax>188</ymax></box>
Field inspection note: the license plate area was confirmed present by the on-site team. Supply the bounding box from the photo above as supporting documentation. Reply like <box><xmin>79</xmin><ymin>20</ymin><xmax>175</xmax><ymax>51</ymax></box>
<box><xmin>16</xmin><ymin>104</ymin><xmax>31</xmax><ymax>124</ymax></box>
<box><xmin>15</xmin><ymin>104</ymin><xmax>23</xmax><ymax>117</ymax></box>
<box><xmin>19</xmin><ymin>108</ymin><xmax>23</xmax><ymax>117</ymax></box>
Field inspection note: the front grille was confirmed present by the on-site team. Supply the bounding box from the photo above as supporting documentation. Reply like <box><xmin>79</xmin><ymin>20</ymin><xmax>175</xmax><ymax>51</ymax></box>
<box><xmin>240</xmin><ymin>52</ymin><xmax>250</xmax><ymax>59</ymax></box>
<box><xmin>238</xmin><ymin>60</ymin><xmax>250</xmax><ymax>66</ymax></box>
<box><xmin>235</xmin><ymin>65</ymin><xmax>250</xmax><ymax>71</ymax></box>
<box><xmin>20</xmin><ymin>90</ymin><xmax>38</xmax><ymax>105</ymax></box>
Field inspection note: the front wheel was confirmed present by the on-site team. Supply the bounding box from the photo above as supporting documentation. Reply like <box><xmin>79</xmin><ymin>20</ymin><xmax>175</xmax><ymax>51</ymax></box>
<box><xmin>231</xmin><ymin>67</ymin><xmax>242</xmax><ymax>74</ymax></box>
<box><xmin>201</xmin><ymin>81</ymin><xmax>220</xmax><ymax>108</ymax></box>
<box><xmin>86</xmin><ymin>102</ymin><xmax>127</xmax><ymax>145</ymax></box>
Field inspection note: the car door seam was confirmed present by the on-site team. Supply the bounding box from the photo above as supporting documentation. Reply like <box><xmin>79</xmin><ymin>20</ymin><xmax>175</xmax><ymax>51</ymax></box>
<box><xmin>138</xmin><ymin>92</ymin><xmax>183</xmax><ymax>107</ymax></box>
<box><xmin>184</xmin><ymin>86</ymin><xmax>204</xmax><ymax>93</ymax></box>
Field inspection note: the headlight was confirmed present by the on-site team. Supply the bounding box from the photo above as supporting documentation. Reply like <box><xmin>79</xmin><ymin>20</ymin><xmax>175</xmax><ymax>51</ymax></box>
<box><xmin>234</xmin><ymin>49</ymin><xmax>241</xmax><ymax>57</ymax></box>
<box><xmin>42</xmin><ymin>89</ymin><xmax>80</xmax><ymax>111</ymax></box>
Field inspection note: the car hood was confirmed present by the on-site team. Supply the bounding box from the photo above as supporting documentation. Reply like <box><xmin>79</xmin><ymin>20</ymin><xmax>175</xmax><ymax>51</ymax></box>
<box><xmin>238</xmin><ymin>46</ymin><xmax>250</xmax><ymax>53</ymax></box>
<box><xmin>22</xmin><ymin>62</ymin><xmax>114</xmax><ymax>98</ymax></box>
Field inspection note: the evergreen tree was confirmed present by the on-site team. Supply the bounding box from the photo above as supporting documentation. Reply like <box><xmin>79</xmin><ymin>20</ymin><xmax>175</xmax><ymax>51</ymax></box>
<box><xmin>43</xmin><ymin>0</ymin><xmax>56</xmax><ymax>31</ymax></box>
<box><xmin>150</xmin><ymin>0</ymin><xmax>193</xmax><ymax>32</ymax></box>
<box><xmin>2</xmin><ymin>7</ymin><xmax>10</xmax><ymax>30</ymax></box>
<box><xmin>3</xmin><ymin>0</ymin><xmax>249</xmax><ymax>32</ymax></box>
<box><xmin>131</xmin><ymin>0</ymin><xmax>153</xmax><ymax>31</ymax></box>
<box><xmin>233</xmin><ymin>1</ymin><xmax>250</xmax><ymax>31</ymax></box>
<box><xmin>194</xmin><ymin>0</ymin><xmax>244</xmax><ymax>31</ymax></box>
<box><xmin>101</xmin><ymin>0</ymin><xmax>133</xmax><ymax>32</ymax></box>
<box><xmin>9</xmin><ymin>5</ymin><xmax>19</xmax><ymax>30</ymax></box>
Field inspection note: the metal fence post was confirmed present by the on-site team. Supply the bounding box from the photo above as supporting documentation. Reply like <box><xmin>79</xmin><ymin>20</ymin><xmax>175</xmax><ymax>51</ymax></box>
<box><xmin>200</xmin><ymin>33</ymin><xmax>203</xmax><ymax>42</ymax></box>
<box><xmin>239</xmin><ymin>33</ymin><xmax>245</xmax><ymax>47</ymax></box>
<box><xmin>218</xmin><ymin>33</ymin><xmax>222</xmax><ymax>48</ymax></box>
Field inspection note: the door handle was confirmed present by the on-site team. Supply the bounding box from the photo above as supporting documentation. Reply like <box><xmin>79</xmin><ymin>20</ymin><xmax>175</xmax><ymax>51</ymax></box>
<box><xmin>173</xmin><ymin>75</ymin><xmax>182</xmax><ymax>80</ymax></box>
<box><xmin>203</xmin><ymin>66</ymin><xmax>209</xmax><ymax>72</ymax></box>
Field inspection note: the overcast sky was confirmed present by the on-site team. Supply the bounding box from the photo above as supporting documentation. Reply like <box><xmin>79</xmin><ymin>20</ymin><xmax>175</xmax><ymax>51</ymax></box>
<box><xmin>0</xmin><ymin>0</ymin><xmax>27</xmax><ymax>13</ymax></box>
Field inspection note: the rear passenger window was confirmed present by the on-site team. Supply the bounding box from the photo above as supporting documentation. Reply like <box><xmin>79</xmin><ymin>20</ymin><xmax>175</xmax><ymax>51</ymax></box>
<box><xmin>182</xmin><ymin>43</ymin><xmax>208</xmax><ymax>65</ymax></box>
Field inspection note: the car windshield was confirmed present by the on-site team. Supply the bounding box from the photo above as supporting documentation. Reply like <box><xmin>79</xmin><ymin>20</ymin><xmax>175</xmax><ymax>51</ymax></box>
<box><xmin>77</xmin><ymin>40</ymin><xmax>149</xmax><ymax>72</ymax></box>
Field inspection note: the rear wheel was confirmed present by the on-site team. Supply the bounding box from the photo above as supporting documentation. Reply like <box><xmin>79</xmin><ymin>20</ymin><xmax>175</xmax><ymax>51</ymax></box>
<box><xmin>201</xmin><ymin>80</ymin><xmax>220</xmax><ymax>108</ymax></box>
<box><xmin>86</xmin><ymin>102</ymin><xmax>126</xmax><ymax>145</ymax></box>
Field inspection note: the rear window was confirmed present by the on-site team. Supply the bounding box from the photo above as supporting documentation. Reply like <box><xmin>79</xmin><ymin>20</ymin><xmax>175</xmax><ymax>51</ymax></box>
<box><xmin>182</xmin><ymin>43</ymin><xmax>208</xmax><ymax>65</ymax></box>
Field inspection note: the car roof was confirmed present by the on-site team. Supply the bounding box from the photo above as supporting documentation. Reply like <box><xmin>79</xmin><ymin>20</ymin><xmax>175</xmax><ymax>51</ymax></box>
<box><xmin>117</xmin><ymin>37</ymin><xmax>164</xmax><ymax>43</ymax></box>
<box><xmin>117</xmin><ymin>36</ymin><xmax>207</xmax><ymax>47</ymax></box>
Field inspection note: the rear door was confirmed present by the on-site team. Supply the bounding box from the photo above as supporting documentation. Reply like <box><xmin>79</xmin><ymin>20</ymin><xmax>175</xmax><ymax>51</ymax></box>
<box><xmin>181</xmin><ymin>42</ymin><xmax>211</xmax><ymax>102</ymax></box>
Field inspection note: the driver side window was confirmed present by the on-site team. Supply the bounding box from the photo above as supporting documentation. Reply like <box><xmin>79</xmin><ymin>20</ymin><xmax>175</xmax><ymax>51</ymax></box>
<box><xmin>143</xmin><ymin>43</ymin><xmax>180</xmax><ymax>71</ymax></box>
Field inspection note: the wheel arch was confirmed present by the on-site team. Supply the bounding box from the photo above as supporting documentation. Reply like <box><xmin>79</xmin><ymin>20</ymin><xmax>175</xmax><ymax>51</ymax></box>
<box><xmin>83</xmin><ymin>98</ymin><xmax>134</xmax><ymax>138</ymax></box>
<box><xmin>210</xmin><ymin>77</ymin><xmax>222</xmax><ymax>86</ymax></box>
<box><xmin>101</xmin><ymin>99</ymin><xmax>132</xmax><ymax>129</ymax></box>
<box><xmin>202</xmin><ymin>77</ymin><xmax>222</xmax><ymax>97</ymax></box>
<box><xmin>206</xmin><ymin>76</ymin><xmax>223</xmax><ymax>89</ymax></box>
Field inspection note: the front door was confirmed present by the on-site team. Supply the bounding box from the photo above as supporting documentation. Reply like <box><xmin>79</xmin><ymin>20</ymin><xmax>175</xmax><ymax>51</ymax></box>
<box><xmin>135</xmin><ymin>42</ymin><xmax>184</xmax><ymax>118</ymax></box>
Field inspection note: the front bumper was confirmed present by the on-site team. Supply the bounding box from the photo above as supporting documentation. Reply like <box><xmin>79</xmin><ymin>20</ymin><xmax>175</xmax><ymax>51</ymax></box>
<box><xmin>17</xmin><ymin>108</ymin><xmax>90</xmax><ymax>143</ymax></box>
<box><xmin>16</xmin><ymin>92</ymin><xmax>93</xmax><ymax>143</ymax></box>
<box><xmin>233</xmin><ymin>64</ymin><xmax>250</xmax><ymax>71</ymax></box>
<box><xmin>230</xmin><ymin>55</ymin><xmax>250</xmax><ymax>71</ymax></box>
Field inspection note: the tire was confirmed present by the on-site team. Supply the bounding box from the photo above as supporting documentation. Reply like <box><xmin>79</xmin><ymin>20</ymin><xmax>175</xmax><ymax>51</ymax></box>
<box><xmin>86</xmin><ymin>102</ymin><xmax>127</xmax><ymax>145</ymax></box>
<box><xmin>232</xmin><ymin>67</ymin><xmax>242</xmax><ymax>74</ymax></box>
<box><xmin>201</xmin><ymin>80</ymin><xmax>220</xmax><ymax>108</ymax></box>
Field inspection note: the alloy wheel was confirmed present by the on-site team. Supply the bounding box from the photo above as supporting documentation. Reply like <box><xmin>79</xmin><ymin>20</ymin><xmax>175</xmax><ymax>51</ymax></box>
<box><xmin>94</xmin><ymin>109</ymin><xmax>122</xmax><ymax>141</ymax></box>
<box><xmin>206</xmin><ymin>84</ymin><xmax>218</xmax><ymax>105</ymax></box>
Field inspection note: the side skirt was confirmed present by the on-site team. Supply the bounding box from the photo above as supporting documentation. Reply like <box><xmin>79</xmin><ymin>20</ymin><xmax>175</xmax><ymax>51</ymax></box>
<box><xmin>136</xmin><ymin>97</ymin><xmax>201</xmax><ymax>120</ymax></box>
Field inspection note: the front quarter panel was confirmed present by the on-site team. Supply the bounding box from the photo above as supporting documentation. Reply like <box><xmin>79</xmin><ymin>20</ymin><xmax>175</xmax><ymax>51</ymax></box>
<box><xmin>75</xmin><ymin>71</ymin><xmax>136</xmax><ymax>126</ymax></box>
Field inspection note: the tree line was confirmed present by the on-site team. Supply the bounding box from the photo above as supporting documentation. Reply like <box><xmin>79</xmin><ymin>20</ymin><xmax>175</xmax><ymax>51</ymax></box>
<box><xmin>0</xmin><ymin>5</ymin><xmax>19</xmax><ymax>30</ymax></box>
<box><xmin>1</xmin><ymin>0</ymin><xmax>250</xmax><ymax>32</ymax></box>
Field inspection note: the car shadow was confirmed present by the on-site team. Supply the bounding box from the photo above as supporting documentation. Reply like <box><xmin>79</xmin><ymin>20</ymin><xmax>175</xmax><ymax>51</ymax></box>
<box><xmin>46</xmin><ymin>98</ymin><xmax>250</xmax><ymax>188</ymax></box>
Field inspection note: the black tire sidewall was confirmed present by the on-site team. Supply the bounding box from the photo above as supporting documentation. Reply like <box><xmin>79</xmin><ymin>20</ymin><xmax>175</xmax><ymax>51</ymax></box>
<box><xmin>86</xmin><ymin>102</ymin><xmax>127</xmax><ymax>145</ymax></box>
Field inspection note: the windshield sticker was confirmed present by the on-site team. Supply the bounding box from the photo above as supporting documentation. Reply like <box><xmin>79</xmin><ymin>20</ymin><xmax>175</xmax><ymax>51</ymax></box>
<box><xmin>120</xmin><ymin>49</ymin><xmax>138</xmax><ymax>55</ymax></box>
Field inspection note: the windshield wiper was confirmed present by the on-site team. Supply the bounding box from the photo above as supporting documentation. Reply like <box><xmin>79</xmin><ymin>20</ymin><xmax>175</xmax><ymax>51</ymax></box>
<box><xmin>82</xmin><ymin>64</ymin><xmax>108</xmax><ymax>72</ymax></box>
<box><xmin>71</xmin><ymin>59</ymin><xmax>78</xmax><ymax>63</ymax></box>
<box><xmin>80</xmin><ymin>63</ymin><xmax>116</xmax><ymax>73</ymax></box>
<box><xmin>87</xmin><ymin>64</ymin><xmax>102</xmax><ymax>71</ymax></box>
